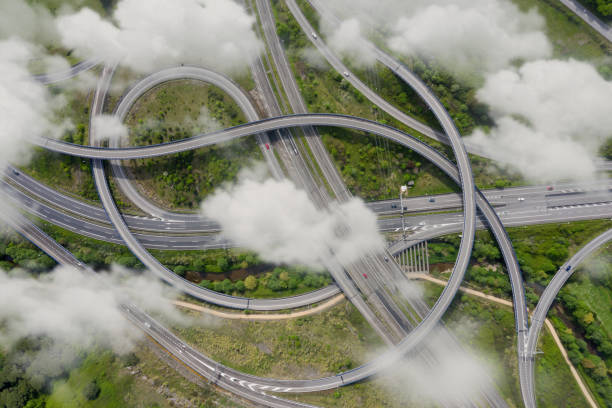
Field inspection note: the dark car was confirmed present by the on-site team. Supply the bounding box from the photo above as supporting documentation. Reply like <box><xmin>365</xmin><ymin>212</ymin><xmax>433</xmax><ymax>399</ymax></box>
<box><xmin>565</xmin><ymin>265</ymin><xmax>571</xmax><ymax>272</ymax></box>
<box><xmin>429</xmin><ymin>197</ymin><xmax>435</xmax><ymax>202</ymax></box>
<box><xmin>391</xmin><ymin>204</ymin><xmax>397</xmax><ymax>209</ymax></box>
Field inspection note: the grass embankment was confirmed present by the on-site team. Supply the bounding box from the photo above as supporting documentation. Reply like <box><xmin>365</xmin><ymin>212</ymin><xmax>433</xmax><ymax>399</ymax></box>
<box><xmin>122</xmin><ymin>80</ymin><xmax>261</xmax><ymax>210</ymax></box>
<box><xmin>428</xmin><ymin>219</ymin><xmax>612</xmax><ymax>404</ymax></box>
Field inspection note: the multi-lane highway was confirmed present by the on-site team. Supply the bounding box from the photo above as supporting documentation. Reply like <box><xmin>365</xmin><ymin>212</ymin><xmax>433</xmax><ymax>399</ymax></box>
<box><xmin>5</xmin><ymin>173</ymin><xmax>611</xmax><ymax>252</ymax></box>
<box><xmin>522</xmin><ymin>229</ymin><xmax>612</xmax><ymax>408</ymax></box>
<box><xmin>6</xmin><ymin>162</ymin><xmax>610</xmax><ymax>238</ymax></box>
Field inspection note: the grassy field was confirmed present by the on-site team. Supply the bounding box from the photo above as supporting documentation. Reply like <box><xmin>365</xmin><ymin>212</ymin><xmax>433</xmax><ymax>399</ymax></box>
<box><xmin>121</xmin><ymin>80</ymin><xmax>262</xmax><ymax>210</ymax></box>
<box><xmin>512</xmin><ymin>0</ymin><xmax>612</xmax><ymax>59</ymax></box>
<box><xmin>174</xmin><ymin>277</ymin><xmax>588</xmax><ymax>407</ymax></box>
<box><xmin>322</xmin><ymin>127</ymin><xmax>459</xmax><ymax>200</ymax></box>
<box><xmin>535</xmin><ymin>324</ymin><xmax>590</xmax><ymax>408</ymax></box>
<box><xmin>42</xmin><ymin>344</ymin><xmax>247</xmax><ymax>408</ymax></box>
<box><xmin>173</xmin><ymin>300</ymin><xmax>383</xmax><ymax>379</ymax></box>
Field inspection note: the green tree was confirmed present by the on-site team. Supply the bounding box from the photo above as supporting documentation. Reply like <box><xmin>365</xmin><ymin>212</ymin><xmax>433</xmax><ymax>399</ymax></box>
<box><xmin>244</xmin><ymin>275</ymin><xmax>257</xmax><ymax>291</ymax></box>
<box><xmin>216</xmin><ymin>257</ymin><xmax>229</xmax><ymax>272</ymax></box>
<box><xmin>82</xmin><ymin>380</ymin><xmax>101</xmax><ymax>401</ymax></box>
<box><xmin>174</xmin><ymin>265</ymin><xmax>187</xmax><ymax>277</ymax></box>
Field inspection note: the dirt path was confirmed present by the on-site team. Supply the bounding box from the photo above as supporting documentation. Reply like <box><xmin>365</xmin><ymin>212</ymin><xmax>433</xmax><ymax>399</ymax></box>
<box><xmin>173</xmin><ymin>293</ymin><xmax>345</xmax><ymax>321</ymax></box>
<box><xmin>406</xmin><ymin>272</ymin><xmax>598</xmax><ymax>408</ymax></box>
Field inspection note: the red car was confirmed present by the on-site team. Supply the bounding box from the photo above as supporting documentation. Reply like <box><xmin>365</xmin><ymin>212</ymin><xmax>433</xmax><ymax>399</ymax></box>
<box><xmin>362</xmin><ymin>273</ymin><xmax>368</xmax><ymax>279</ymax></box>
<box><xmin>265</xmin><ymin>143</ymin><xmax>270</xmax><ymax>150</ymax></box>
<box><xmin>546</xmin><ymin>186</ymin><xmax>554</xmax><ymax>191</ymax></box>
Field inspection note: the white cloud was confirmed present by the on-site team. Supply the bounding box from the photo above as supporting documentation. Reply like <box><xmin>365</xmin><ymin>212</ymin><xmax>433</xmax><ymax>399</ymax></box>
<box><xmin>326</xmin><ymin>18</ymin><xmax>376</xmax><ymax>68</ymax></box>
<box><xmin>0</xmin><ymin>264</ymin><xmax>189</xmax><ymax>352</ymax></box>
<box><xmin>56</xmin><ymin>0</ymin><xmax>263</xmax><ymax>74</ymax></box>
<box><xmin>379</xmin><ymin>326</ymin><xmax>495</xmax><ymax>406</ymax></box>
<box><xmin>300</xmin><ymin>47</ymin><xmax>328</xmax><ymax>71</ymax></box>
<box><xmin>466</xmin><ymin>59</ymin><xmax>612</xmax><ymax>181</ymax></box>
<box><xmin>93</xmin><ymin>114</ymin><xmax>129</xmax><ymax>143</ymax></box>
<box><xmin>0</xmin><ymin>263</ymin><xmax>202</xmax><ymax>383</ymax></box>
<box><xmin>0</xmin><ymin>0</ymin><xmax>58</xmax><ymax>44</ymax></box>
<box><xmin>322</xmin><ymin>0</ymin><xmax>551</xmax><ymax>75</ymax></box>
<box><xmin>387</xmin><ymin>1</ymin><xmax>551</xmax><ymax>75</ymax></box>
<box><xmin>201</xmin><ymin>166</ymin><xmax>384</xmax><ymax>269</ymax></box>
<box><xmin>0</xmin><ymin>38</ymin><xmax>70</xmax><ymax>170</ymax></box>
<box><xmin>193</xmin><ymin>106</ymin><xmax>221</xmax><ymax>134</ymax></box>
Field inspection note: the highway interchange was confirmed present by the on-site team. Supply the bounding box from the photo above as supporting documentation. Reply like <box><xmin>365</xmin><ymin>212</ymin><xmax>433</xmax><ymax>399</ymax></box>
<box><xmin>7</xmin><ymin>0</ymin><xmax>612</xmax><ymax>407</ymax></box>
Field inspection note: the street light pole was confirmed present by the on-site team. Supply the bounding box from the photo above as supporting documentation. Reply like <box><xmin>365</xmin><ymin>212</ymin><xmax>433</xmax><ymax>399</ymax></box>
<box><xmin>400</xmin><ymin>185</ymin><xmax>407</xmax><ymax>241</ymax></box>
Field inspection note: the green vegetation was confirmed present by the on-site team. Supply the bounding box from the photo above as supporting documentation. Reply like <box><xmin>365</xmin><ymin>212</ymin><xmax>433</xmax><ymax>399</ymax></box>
<box><xmin>271</xmin><ymin>0</ymin><xmax>461</xmax><ymax>200</ymax></box>
<box><xmin>175</xmin><ymin>276</ymin><xmax>585</xmax><ymax>407</ymax></box>
<box><xmin>174</xmin><ymin>301</ymin><xmax>383</xmax><ymax>378</ymax></box>
<box><xmin>322</xmin><ymin>127</ymin><xmax>458</xmax><ymax>199</ymax></box>
<box><xmin>428</xmin><ymin>220</ymin><xmax>612</xmax><ymax>298</ymax></box>
<box><xmin>602</xmin><ymin>138</ymin><xmax>612</xmax><ymax>159</ymax></box>
<box><xmin>20</xmin><ymin>219</ymin><xmax>331</xmax><ymax>298</ymax></box>
<box><xmin>175</xmin><ymin>300</ymin><xmax>416</xmax><ymax>407</ymax></box>
<box><xmin>198</xmin><ymin>265</ymin><xmax>332</xmax><ymax>299</ymax></box>
<box><xmin>555</xmin><ymin>246</ymin><xmax>612</xmax><ymax>406</ymax></box>
<box><xmin>576</xmin><ymin>0</ymin><xmax>612</xmax><ymax>20</ymax></box>
<box><xmin>511</xmin><ymin>0</ymin><xmax>612</xmax><ymax>58</ymax></box>
<box><xmin>428</xmin><ymin>219</ymin><xmax>612</xmax><ymax>405</ymax></box>
<box><xmin>0</xmin><ymin>227</ymin><xmax>56</xmax><ymax>273</ymax></box>
<box><xmin>534</xmin><ymin>321</ymin><xmax>591</xmax><ymax>408</ymax></box>
<box><xmin>123</xmin><ymin>80</ymin><xmax>261</xmax><ymax>210</ymax></box>
<box><xmin>0</xmin><ymin>339</ymin><xmax>246</xmax><ymax>408</ymax></box>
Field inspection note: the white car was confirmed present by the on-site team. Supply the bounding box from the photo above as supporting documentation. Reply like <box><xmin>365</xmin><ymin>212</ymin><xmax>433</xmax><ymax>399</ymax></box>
<box><xmin>312</xmin><ymin>32</ymin><xmax>317</xmax><ymax>39</ymax></box>
<box><xmin>518</xmin><ymin>197</ymin><xmax>525</xmax><ymax>201</ymax></box>
<box><xmin>343</xmin><ymin>71</ymin><xmax>350</xmax><ymax>77</ymax></box>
